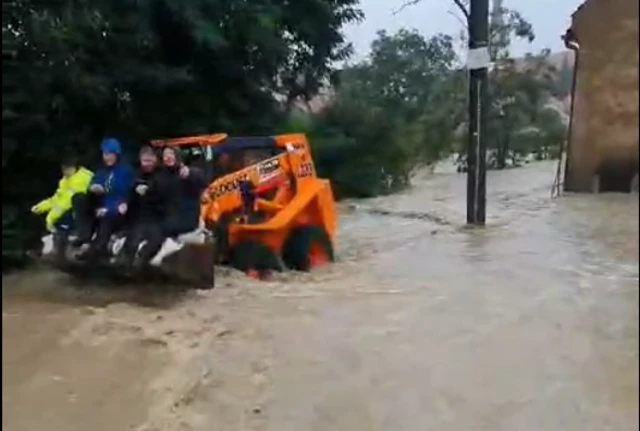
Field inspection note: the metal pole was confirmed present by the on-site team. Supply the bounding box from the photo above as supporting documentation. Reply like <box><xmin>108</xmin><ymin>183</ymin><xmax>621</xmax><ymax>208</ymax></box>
<box><xmin>466</xmin><ymin>0</ymin><xmax>489</xmax><ymax>225</ymax></box>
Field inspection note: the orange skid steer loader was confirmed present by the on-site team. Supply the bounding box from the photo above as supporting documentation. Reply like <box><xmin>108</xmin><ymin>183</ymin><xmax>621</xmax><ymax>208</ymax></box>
<box><xmin>40</xmin><ymin>133</ymin><xmax>338</xmax><ymax>288</ymax></box>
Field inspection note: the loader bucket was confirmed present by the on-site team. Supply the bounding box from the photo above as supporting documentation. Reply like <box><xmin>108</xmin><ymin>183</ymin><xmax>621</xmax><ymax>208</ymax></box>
<box><xmin>153</xmin><ymin>241</ymin><xmax>216</xmax><ymax>289</ymax></box>
<box><xmin>40</xmin><ymin>232</ymin><xmax>216</xmax><ymax>290</ymax></box>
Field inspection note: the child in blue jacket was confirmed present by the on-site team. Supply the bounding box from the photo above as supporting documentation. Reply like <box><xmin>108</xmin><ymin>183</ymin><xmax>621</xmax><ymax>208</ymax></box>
<box><xmin>73</xmin><ymin>138</ymin><xmax>134</xmax><ymax>260</ymax></box>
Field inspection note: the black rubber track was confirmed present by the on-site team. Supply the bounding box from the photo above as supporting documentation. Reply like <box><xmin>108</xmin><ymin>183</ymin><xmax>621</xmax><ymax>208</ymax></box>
<box><xmin>282</xmin><ymin>225</ymin><xmax>334</xmax><ymax>271</ymax></box>
<box><xmin>229</xmin><ymin>240</ymin><xmax>285</xmax><ymax>273</ymax></box>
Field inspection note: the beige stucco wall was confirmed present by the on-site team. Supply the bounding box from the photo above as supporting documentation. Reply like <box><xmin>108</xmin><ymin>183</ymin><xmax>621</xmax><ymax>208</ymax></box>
<box><xmin>564</xmin><ymin>0</ymin><xmax>639</xmax><ymax>192</ymax></box>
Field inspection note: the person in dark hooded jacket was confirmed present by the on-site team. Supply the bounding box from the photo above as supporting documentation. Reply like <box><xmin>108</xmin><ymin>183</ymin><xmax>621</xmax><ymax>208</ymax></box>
<box><xmin>114</xmin><ymin>146</ymin><xmax>171</xmax><ymax>267</ymax></box>
<box><xmin>127</xmin><ymin>146</ymin><xmax>207</xmax><ymax>264</ymax></box>
<box><xmin>179</xmin><ymin>159</ymin><xmax>207</xmax><ymax>231</ymax></box>
<box><xmin>73</xmin><ymin>138</ymin><xmax>134</xmax><ymax>260</ymax></box>
<box><xmin>117</xmin><ymin>146</ymin><xmax>185</xmax><ymax>264</ymax></box>
<box><xmin>162</xmin><ymin>146</ymin><xmax>207</xmax><ymax>232</ymax></box>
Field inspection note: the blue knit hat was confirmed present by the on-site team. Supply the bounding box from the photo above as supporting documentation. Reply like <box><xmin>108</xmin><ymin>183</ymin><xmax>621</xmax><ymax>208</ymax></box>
<box><xmin>100</xmin><ymin>138</ymin><xmax>122</xmax><ymax>155</ymax></box>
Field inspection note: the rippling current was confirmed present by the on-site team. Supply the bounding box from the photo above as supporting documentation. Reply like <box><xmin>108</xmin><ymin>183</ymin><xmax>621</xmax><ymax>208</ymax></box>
<box><xmin>3</xmin><ymin>160</ymin><xmax>638</xmax><ymax>431</ymax></box>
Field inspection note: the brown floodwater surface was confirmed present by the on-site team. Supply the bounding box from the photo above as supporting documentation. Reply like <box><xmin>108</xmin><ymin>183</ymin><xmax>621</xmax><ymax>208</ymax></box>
<box><xmin>2</xmin><ymin>161</ymin><xmax>638</xmax><ymax>431</ymax></box>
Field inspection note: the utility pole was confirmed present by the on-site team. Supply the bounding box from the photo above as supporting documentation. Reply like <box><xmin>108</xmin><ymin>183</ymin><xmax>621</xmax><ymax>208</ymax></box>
<box><xmin>466</xmin><ymin>0</ymin><xmax>489</xmax><ymax>225</ymax></box>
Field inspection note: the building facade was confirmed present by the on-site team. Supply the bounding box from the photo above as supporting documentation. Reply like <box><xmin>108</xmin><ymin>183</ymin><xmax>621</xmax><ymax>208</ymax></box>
<box><xmin>564</xmin><ymin>0</ymin><xmax>639</xmax><ymax>192</ymax></box>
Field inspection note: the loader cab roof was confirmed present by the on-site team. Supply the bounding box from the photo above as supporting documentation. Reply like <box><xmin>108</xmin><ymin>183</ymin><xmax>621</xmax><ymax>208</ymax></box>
<box><xmin>211</xmin><ymin>136</ymin><xmax>278</xmax><ymax>156</ymax></box>
<box><xmin>149</xmin><ymin>133</ymin><xmax>228</xmax><ymax>148</ymax></box>
<box><xmin>149</xmin><ymin>134</ymin><xmax>288</xmax><ymax>182</ymax></box>
<box><xmin>149</xmin><ymin>134</ymin><xmax>281</xmax><ymax>159</ymax></box>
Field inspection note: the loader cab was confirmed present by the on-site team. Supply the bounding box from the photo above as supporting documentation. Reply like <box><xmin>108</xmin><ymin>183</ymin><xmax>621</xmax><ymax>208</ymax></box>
<box><xmin>153</xmin><ymin>135</ymin><xmax>287</xmax><ymax>184</ymax></box>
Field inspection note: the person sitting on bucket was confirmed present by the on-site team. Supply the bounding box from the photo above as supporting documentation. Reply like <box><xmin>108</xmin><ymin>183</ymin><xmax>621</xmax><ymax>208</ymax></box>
<box><xmin>176</xmin><ymin>151</ymin><xmax>207</xmax><ymax>233</ymax></box>
<box><xmin>73</xmin><ymin>138</ymin><xmax>134</xmax><ymax>260</ymax></box>
<box><xmin>118</xmin><ymin>146</ymin><xmax>188</xmax><ymax>264</ymax></box>
<box><xmin>161</xmin><ymin>146</ymin><xmax>205</xmax><ymax>234</ymax></box>
<box><xmin>115</xmin><ymin>145</ymin><xmax>175</xmax><ymax>269</ymax></box>
<box><xmin>31</xmin><ymin>154</ymin><xmax>93</xmax><ymax>233</ymax></box>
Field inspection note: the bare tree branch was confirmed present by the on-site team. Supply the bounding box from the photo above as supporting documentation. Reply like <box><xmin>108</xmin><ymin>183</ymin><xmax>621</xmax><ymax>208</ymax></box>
<box><xmin>451</xmin><ymin>0</ymin><xmax>470</xmax><ymax>20</ymax></box>
<box><xmin>393</xmin><ymin>0</ymin><xmax>421</xmax><ymax>16</ymax></box>
<box><xmin>447</xmin><ymin>8</ymin><xmax>468</xmax><ymax>30</ymax></box>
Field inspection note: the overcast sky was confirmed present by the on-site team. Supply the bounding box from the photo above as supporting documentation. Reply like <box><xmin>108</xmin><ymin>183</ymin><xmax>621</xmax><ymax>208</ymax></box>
<box><xmin>343</xmin><ymin>0</ymin><xmax>584</xmax><ymax>61</ymax></box>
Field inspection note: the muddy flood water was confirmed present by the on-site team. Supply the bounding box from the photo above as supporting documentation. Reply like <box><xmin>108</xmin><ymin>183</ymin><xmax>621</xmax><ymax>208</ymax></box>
<box><xmin>3</xmin><ymin>160</ymin><xmax>638</xmax><ymax>431</ymax></box>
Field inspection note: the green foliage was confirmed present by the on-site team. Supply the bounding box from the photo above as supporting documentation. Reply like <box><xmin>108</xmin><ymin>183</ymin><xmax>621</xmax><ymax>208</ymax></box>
<box><xmin>552</xmin><ymin>54</ymin><xmax>574</xmax><ymax>99</ymax></box>
<box><xmin>484</xmin><ymin>3</ymin><xmax>567</xmax><ymax>169</ymax></box>
<box><xmin>485</xmin><ymin>49</ymin><xmax>567</xmax><ymax>168</ymax></box>
<box><xmin>306</xmin><ymin>29</ymin><xmax>461</xmax><ymax>197</ymax></box>
<box><xmin>2</xmin><ymin>0</ymin><xmax>361</xmax><ymax>268</ymax></box>
<box><xmin>530</xmin><ymin>107</ymin><xmax>566</xmax><ymax>159</ymax></box>
<box><xmin>489</xmin><ymin>5</ymin><xmax>535</xmax><ymax>60</ymax></box>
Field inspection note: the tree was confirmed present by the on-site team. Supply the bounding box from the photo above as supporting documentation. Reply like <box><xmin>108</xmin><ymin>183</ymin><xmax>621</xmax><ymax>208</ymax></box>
<box><xmin>487</xmin><ymin>49</ymin><xmax>567</xmax><ymax>167</ymax></box>
<box><xmin>306</xmin><ymin>29</ymin><xmax>461</xmax><ymax>197</ymax></box>
<box><xmin>531</xmin><ymin>106</ymin><xmax>567</xmax><ymax>160</ymax></box>
<box><xmin>553</xmin><ymin>53</ymin><xmax>574</xmax><ymax>99</ymax></box>
<box><xmin>484</xmin><ymin>2</ymin><xmax>539</xmax><ymax>168</ymax></box>
<box><xmin>398</xmin><ymin>0</ymin><xmax>541</xmax><ymax>172</ymax></box>
<box><xmin>396</xmin><ymin>0</ymin><xmax>533</xmax><ymax>49</ymax></box>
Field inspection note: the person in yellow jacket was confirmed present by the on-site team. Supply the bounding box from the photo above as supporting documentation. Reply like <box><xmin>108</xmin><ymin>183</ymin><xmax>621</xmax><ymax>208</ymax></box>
<box><xmin>31</xmin><ymin>156</ymin><xmax>93</xmax><ymax>232</ymax></box>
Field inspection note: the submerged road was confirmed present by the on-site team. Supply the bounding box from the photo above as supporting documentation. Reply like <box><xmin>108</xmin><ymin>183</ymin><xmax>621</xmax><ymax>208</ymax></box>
<box><xmin>3</xmin><ymin>160</ymin><xmax>638</xmax><ymax>431</ymax></box>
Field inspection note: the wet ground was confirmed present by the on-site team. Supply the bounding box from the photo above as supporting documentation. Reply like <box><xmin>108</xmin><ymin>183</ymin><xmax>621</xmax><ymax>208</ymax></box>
<box><xmin>3</xmin><ymin>160</ymin><xmax>638</xmax><ymax>431</ymax></box>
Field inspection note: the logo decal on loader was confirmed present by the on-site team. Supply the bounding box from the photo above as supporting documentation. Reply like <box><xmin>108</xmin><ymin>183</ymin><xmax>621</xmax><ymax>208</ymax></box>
<box><xmin>210</xmin><ymin>173</ymin><xmax>250</xmax><ymax>198</ymax></box>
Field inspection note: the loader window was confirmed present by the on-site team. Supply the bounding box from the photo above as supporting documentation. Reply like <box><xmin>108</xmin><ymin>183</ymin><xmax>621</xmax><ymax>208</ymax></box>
<box><xmin>178</xmin><ymin>146</ymin><xmax>215</xmax><ymax>181</ymax></box>
<box><xmin>211</xmin><ymin>147</ymin><xmax>283</xmax><ymax>180</ymax></box>
<box><xmin>178</xmin><ymin>146</ymin><xmax>207</xmax><ymax>162</ymax></box>
<box><xmin>242</xmin><ymin>149</ymin><xmax>274</xmax><ymax>166</ymax></box>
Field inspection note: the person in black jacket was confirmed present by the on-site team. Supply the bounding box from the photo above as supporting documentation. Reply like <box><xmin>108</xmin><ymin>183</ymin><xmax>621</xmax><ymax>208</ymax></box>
<box><xmin>161</xmin><ymin>146</ymin><xmax>207</xmax><ymax>233</ymax></box>
<box><xmin>118</xmin><ymin>146</ymin><xmax>207</xmax><ymax>269</ymax></box>
<box><xmin>115</xmin><ymin>146</ymin><xmax>175</xmax><ymax>268</ymax></box>
<box><xmin>124</xmin><ymin>147</ymin><xmax>187</xmax><ymax>266</ymax></box>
